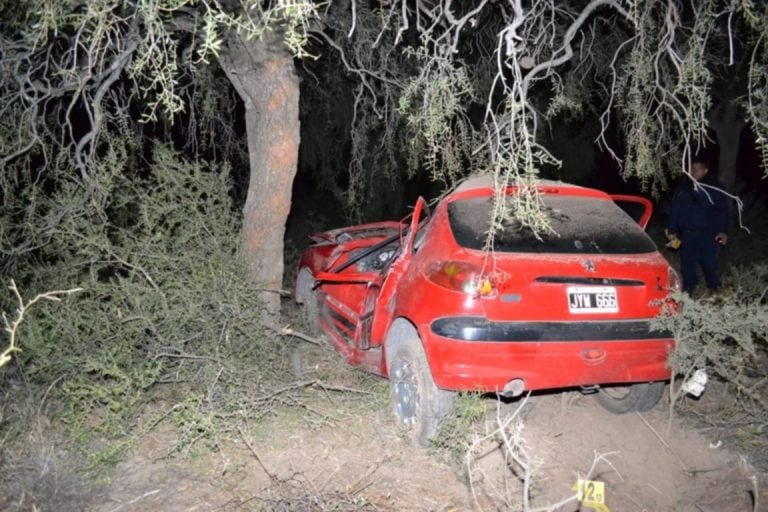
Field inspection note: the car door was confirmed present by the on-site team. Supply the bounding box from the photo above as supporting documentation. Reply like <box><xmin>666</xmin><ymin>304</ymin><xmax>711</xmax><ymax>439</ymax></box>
<box><xmin>313</xmin><ymin>242</ymin><xmax>393</xmax><ymax>359</ymax></box>
<box><xmin>359</xmin><ymin>197</ymin><xmax>428</xmax><ymax>351</ymax></box>
<box><xmin>610</xmin><ymin>194</ymin><xmax>653</xmax><ymax>229</ymax></box>
<box><xmin>313</xmin><ymin>198</ymin><xmax>426</xmax><ymax>369</ymax></box>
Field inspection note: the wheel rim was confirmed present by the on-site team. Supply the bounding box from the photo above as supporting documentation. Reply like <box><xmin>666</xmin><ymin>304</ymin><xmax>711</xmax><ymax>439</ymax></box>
<box><xmin>392</xmin><ymin>359</ymin><xmax>421</xmax><ymax>426</ymax></box>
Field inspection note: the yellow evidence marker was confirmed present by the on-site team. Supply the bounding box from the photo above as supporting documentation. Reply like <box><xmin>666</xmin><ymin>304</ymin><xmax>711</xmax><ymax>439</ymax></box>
<box><xmin>572</xmin><ymin>479</ymin><xmax>610</xmax><ymax>512</ymax></box>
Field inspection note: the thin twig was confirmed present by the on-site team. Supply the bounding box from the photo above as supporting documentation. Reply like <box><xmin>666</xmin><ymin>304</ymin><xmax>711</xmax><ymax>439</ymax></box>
<box><xmin>152</xmin><ymin>351</ymin><xmax>221</xmax><ymax>362</ymax></box>
<box><xmin>107</xmin><ymin>489</ymin><xmax>161</xmax><ymax>512</ymax></box>
<box><xmin>276</xmin><ymin>325</ymin><xmax>322</xmax><ymax>346</ymax></box>
<box><xmin>315</xmin><ymin>381</ymin><xmax>375</xmax><ymax>395</ymax></box>
<box><xmin>251</xmin><ymin>380</ymin><xmax>375</xmax><ymax>406</ymax></box>
<box><xmin>37</xmin><ymin>374</ymin><xmax>67</xmax><ymax>418</ymax></box>
<box><xmin>238</xmin><ymin>426</ymin><xmax>279</xmax><ymax>482</ymax></box>
<box><xmin>349</xmin><ymin>458</ymin><xmax>385</xmax><ymax>495</ymax></box>
<box><xmin>636</xmin><ymin>411</ymin><xmax>689</xmax><ymax>472</ymax></box>
<box><xmin>1</xmin><ymin>280</ymin><xmax>82</xmax><ymax>368</ymax></box>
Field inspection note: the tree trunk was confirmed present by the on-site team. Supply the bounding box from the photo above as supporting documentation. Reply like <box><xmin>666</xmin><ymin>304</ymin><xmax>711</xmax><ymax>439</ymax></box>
<box><xmin>709</xmin><ymin>100</ymin><xmax>743</xmax><ymax>191</ymax></box>
<box><xmin>219</xmin><ymin>30</ymin><xmax>300</xmax><ymax>316</ymax></box>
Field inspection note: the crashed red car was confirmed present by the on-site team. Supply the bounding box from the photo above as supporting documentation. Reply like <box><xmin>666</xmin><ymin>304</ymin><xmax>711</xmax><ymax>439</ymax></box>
<box><xmin>295</xmin><ymin>175</ymin><xmax>678</xmax><ymax>444</ymax></box>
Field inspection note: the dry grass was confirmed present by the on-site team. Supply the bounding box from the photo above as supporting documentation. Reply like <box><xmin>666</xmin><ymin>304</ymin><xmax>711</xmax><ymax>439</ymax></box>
<box><xmin>0</xmin><ymin>397</ymin><xmax>98</xmax><ymax>512</ymax></box>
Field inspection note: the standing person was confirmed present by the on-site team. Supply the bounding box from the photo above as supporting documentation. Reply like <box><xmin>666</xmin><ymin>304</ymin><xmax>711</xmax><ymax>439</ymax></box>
<box><xmin>666</xmin><ymin>159</ymin><xmax>729</xmax><ymax>298</ymax></box>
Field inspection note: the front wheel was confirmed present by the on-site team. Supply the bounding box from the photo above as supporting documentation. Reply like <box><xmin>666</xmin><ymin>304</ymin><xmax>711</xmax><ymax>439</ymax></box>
<box><xmin>595</xmin><ymin>381</ymin><xmax>665</xmax><ymax>414</ymax></box>
<box><xmin>388</xmin><ymin>338</ymin><xmax>454</xmax><ymax>446</ymax></box>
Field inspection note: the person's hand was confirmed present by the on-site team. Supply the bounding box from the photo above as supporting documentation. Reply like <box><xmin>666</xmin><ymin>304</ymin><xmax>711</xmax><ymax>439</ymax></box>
<box><xmin>715</xmin><ymin>232</ymin><xmax>728</xmax><ymax>246</ymax></box>
<box><xmin>665</xmin><ymin>229</ymin><xmax>681</xmax><ymax>249</ymax></box>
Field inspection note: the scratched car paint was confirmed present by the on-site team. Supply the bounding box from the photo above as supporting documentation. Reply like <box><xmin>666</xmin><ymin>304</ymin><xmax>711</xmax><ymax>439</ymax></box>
<box><xmin>295</xmin><ymin>175</ymin><xmax>679</xmax><ymax>445</ymax></box>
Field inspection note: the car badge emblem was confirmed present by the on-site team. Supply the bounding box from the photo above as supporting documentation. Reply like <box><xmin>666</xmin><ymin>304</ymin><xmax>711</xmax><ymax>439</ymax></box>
<box><xmin>582</xmin><ymin>259</ymin><xmax>596</xmax><ymax>273</ymax></box>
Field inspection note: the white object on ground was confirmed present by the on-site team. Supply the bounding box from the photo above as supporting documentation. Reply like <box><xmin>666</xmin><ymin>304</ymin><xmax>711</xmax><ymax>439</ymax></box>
<box><xmin>680</xmin><ymin>369</ymin><xmax>708</xmax><ymax>397</ymax></box>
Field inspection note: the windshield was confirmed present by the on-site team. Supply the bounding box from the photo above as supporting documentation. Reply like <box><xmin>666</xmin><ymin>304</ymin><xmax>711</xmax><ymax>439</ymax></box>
<box><xmin>448</xmin><ymin>195</ymin><xmax>657</xmax><ymax>254</ymax></box>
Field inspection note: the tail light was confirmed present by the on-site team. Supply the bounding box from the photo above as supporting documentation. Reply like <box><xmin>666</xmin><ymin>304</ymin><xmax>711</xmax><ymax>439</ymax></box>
<box><xmin>425</xmin><ymin>261</ymin><xmax>496</xmax><ymax>297</ymax></box>
<box><xmin>660</xmin><ymin>266</ymin><xmax>683</xmax><ymax>314</ymax></box>
<box><xmin>668</xmin><ymin>267</ymin><xmax>681</xmax><ymax>292</ymax></box>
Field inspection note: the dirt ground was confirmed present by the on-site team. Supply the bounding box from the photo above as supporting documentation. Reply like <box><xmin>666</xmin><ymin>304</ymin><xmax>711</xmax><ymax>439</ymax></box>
<box><xmin>2</xmin><ymin>340</ymin><xmax>765</xmax><ymax>512</ymax></box>
<box><xmin>75</xmin><ymin>385</ymin><xmax>761</xmax><ymax>511</ymax></box>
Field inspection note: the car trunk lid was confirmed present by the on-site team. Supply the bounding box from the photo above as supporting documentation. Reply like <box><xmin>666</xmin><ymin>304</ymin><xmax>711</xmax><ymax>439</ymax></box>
<box><xmin>480</xmin><ymin>252</ymin><xmax>670</xmax><ymax>322</ymax></box>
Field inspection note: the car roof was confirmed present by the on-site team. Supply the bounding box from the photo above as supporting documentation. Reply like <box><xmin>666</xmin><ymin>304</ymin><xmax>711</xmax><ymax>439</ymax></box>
<box><xmin>452</xmin><ymin>174</ymin><xmax>599</xmax><ymax>198</ymax></box>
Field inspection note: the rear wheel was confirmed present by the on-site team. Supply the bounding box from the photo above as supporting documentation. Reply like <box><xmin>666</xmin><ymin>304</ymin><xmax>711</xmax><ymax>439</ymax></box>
<box><xmin>388</xmin><ymin>337</ymin><xmax>454</xmax><ymax>446</ymax></box>
<box><xmin>595</xmin><ymin>381</ymin><xmax>665</xmax><ymax>414</ymax></box>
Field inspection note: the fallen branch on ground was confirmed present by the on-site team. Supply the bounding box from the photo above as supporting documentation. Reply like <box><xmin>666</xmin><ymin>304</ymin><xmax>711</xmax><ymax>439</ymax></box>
<box><xmin>466</xmin><ymin>396</ymin><xmax>622</xmax><ymax>512</ymax></box>
<box><xmin>266</xmin><ymin>323</ymin><xmax>323</xmax><ymax>346</ymax></box>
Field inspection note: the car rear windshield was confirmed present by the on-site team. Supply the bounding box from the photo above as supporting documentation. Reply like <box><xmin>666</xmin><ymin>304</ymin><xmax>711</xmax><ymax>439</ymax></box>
<box><xmin>448</xmin><ymin>195</ymin><xmax>657</xmax><ymax>254</ymax></box>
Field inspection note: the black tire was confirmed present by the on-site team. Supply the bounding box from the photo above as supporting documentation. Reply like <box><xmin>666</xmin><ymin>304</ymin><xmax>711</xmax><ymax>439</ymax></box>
<box><xmin>387</xmin><ymin>338</ymin><xmax>455</xmax><ymax>447</ymax></box>
<box><xmin>595</xmin><ymin>381</ymin><xmax>665</xmax><ymax>414</ymax></box>
<box><xmin>296</xmin><ymin>268</ymin><xmax>320</xmax><ymax>333</ymax></box>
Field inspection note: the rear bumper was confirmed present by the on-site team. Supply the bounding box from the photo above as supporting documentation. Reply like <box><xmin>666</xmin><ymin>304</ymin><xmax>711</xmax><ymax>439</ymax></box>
<box><xmin>422</xmin><ymin>317</ymin><xmax>674</xmax><ymax>392</ymax></box>
<box><xmin>431</xmin><ymin>317</ymin><xmax>671</xmax><ymax>342</ymax></box>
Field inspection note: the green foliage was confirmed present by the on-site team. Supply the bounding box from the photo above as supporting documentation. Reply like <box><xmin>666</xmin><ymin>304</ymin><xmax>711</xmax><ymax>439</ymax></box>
<box><xmin>736</xmin><ymin>424</ymin><xmax>765</xmax><ymax>449</ymax></box>
<box><xmin>544</xmin><ymin>74</ymin><xmax>587</xmax><ymax>121</ymax></box>
<box><xmin>654</xmin><ymin>264</ymin><xmax>768</xmax><ymax>412</ymax></box>
<box><xmin>0</xmin><ymin>0</ymin><xmax>318</xmax><ymax>468</ymax></box>
<box><xmin>0</xmin><ymin>281</ymin><xmax>81</xmax><ymax>368</ymax></box>
<box><xmin>432</xmin><ymin>392</ymin><xmax>487</xmax><ymax>465</ymax></box>
<box><xmin>0</xmin><ymin>0</ymin><xmax>317</xmax><ymax>212</ymax></box>
<box><xmin>486</xmin><ymin>115</ymin><xmax>559</xmax><ymax>243</ymax></box>
<box><xmin>490</xmin><ymin>183</ymin><xmax>547</xmax><ymax>248</ymax></box>
<box><xmin>1</xmin><ymin>144</ymin><xmax>279</xmax><ymax>457</ymax></box>
<box><xmin>741</xmin><ymin>3</ymin><xmax>768</xmax><ymax>177</ymax></box>
<box><xmin>613</xmin><ymin>1</ymin><xmax>714</xmax><ymax>196</ymax></box>
<box><xmin>306</xmin><ymin>2</ymin><xmax>419</xmax><ymax>222</ymax></box>
<box><xmin>329</xmin><ymin>1</ymin><xmax>768</xmax><ymax>233</ymax></box>
<box><xmin>398</xmin><ymin>46</ymin><xmax>477</xmax><ymax>186</ymax></box>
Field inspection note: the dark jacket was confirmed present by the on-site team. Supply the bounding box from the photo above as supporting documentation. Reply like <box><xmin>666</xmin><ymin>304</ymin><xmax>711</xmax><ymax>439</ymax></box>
<box><xmin>668</xmin><ymin>181</ymin><xmax>729</xmax><ymax>237</ymax></box>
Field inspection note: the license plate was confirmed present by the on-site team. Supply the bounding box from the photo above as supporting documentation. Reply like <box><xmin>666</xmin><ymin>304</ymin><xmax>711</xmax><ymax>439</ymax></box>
<box><xmin>567</xmin><ymin>286</ymin><xmax>618</xmax><ymax>313</ymax></box>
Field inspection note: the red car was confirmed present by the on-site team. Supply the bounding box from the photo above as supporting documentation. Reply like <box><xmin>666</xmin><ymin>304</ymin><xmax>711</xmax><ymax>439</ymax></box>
<box><xmin>295</xmin><ymin>175</ymin><xmax>678</xmax><ymax>444</ymax></box>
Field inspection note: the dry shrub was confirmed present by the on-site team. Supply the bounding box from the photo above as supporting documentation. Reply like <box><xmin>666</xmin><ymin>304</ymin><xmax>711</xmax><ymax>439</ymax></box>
<box><xmin>654</xmin><ymin>264</ymin><xmax>768</xmax><ymax>412</ymax></box>
<box><xmin>653</xmin><ymin>263</ymin><xmax>768</xmax><ymax>471</ymax></box>
<box><xmin>0</xmin><ymin>143</ymin><xmax>293</xmax><ymax>470</ymax></box>
<box><xmin>463</xmin><ymin>397</ymin><xmax>615</xmax><ymax>512</ymax></box>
